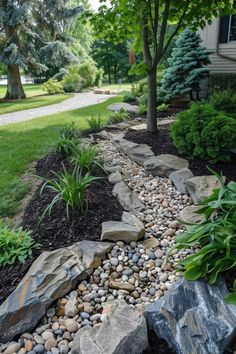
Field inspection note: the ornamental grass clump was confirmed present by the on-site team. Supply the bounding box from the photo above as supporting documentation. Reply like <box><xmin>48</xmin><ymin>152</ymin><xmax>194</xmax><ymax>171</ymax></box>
<box><xmin>71</xmin><ymin>146</ymin><xmax>103</xmax><ymax>173</ymax></box>
<box><xmin>40</xmin><ymin>165</ymin><xmax>100</xmax><ymax>219</ymax></box>
<box><xmin>108</xmin><ymin>108</ymin><xmax>130</xmax><ymax>124</ymax></box>
<box><xmin>0</xmin><ymin>220</ymin><xmax>40</xmax><ymax>266</ymax></box>
<box><xmin>87</xmin><ymin>114</ymin><xmax>103</xmax><ymax>132</ymax></box>
<box><xmin>56</xmin><ymin>122</ymin><xmax>82</xmax><ymax>158</ymax></box>
<box><xmin>168</xmin><ymin>171</ymin><xmax>236</xmax><ymax>304</ymax></box>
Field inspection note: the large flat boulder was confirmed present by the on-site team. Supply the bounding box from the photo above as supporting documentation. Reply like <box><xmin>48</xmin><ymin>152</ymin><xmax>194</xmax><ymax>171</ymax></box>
<box><xmin>186</xmin><ymin>175</ymin><xmax>222</xmax><ymax>204</ymax></box>
<box><xmin>101</xmin><ymin>220</ymin><xmax>145</xmax><ymax>242</ymax></box>
<box><xmin>180</xmin><ymin>205</ymin><xmax>206</xmax><ymax>224</ymax></box>
<box><xmin>72</xmin><ymin>301</ymin><xmax>148</xmax><ymax>354</ymax></box>
<box><xmin>113</xmin><ymin>181</ymin><xmax>144</xmax><ymax>214</ymax></box>
<box><xmin>169</xmin><ymin>168</ymin><xmax>194</xmax><ymax>194</ymax></box>
<box><xmin>107</xmin><ymin>102</ymin><xmax>139</xmax><ymax>114</ymax></box>
<box><xmin>0</xmin><ymin>241</ymin><xmax>112</xmax><ymax>343</ymax></box>
<box><xmin>113</xmin><ymin>136</ymin><xmax>154</xmax><ymax>166</ymax></box>
<box><xmin>144</xmin><ymin>154</ymin><xmax>188</xmax><ymax>177</ymax></box>
<box><xmin>145</xmin><ymin>277</ymin><xmax>236</xmax><ymax>354</ymax></box>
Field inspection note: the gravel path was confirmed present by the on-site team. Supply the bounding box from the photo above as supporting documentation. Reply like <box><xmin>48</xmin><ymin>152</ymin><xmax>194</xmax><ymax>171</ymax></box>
<box><xmin>0</xmin><ymin>92</ymin><xmax>115</xmax><ymax>127</ymax></box>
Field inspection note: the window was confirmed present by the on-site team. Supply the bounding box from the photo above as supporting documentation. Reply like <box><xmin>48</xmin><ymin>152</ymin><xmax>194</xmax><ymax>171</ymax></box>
<box><xmin>229</xmin><ymin>14</ymin><xmax>236</xmax><ymax>41</ymax></box>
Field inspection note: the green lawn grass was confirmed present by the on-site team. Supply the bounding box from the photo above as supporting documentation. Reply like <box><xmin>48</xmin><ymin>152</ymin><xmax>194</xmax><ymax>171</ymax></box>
<box><xmin>0</xmin><ymin>84</ymin><xmax>44</xmax><ymax>98</ymax></box>
<box><xmin>0</xmin><ymin>94</ymin><xmax>72</xmax><ymax>115</ymax></box>
<box><xmin>0</xmin><ymin>95</ymin><xmax>122</xmax><ymax>217</ymax></box>
<box><xmin>101</xmin><ymin>83</ymin><xmax>132</xmax><ymax>91</ymax></box>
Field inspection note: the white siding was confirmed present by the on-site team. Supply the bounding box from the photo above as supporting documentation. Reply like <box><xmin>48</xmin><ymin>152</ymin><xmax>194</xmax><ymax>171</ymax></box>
<box><xmin>199</xmin><ymin>19</ymin><xmax>236</xmax><ymax>73</ymax></box>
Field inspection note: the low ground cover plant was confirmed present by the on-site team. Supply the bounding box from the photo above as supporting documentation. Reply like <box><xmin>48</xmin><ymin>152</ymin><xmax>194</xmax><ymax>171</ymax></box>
<box><xmin>40</xmin><ymin>165</ymin><xmax>99</xmax><ymax>219</ymax></box>
<box><xmin>210</xmin><ymin>90</ymin><xmax>236</xmax><ymax>116</ymax></box>
<box><xmin>108</xmin><ymin>108</ymin><xmax>130</xmax><ymax>124</ymax></box>
<box><xmin>71</xmin><ymin>146</ymin><xmax>103</xmax><ymax>173</ymax></box>
<box><xmin>87</xmin><ymin>115</ymin><xmax>103</xmax><ymax>132</ymax></box>
<box><xmin>138</xmin><ymin>103</ymin><xmax>147</xmax><ymax>114</ymax></box>
<box><xmin>0</xmin><ymin>220</ymin><xmax>39</xmax><ymax>266</ymax></box>
<box><xmin>157</xmin><ymin>103</ymin><xmax>169</xmax><ymax>112</ymax></box>
<box><xmin>168</xmin><ymin>172</ymin><xmax>236</xmax><ymax>304</ymax></box>
<box><xmin>123</xmin><ymin>93</ymin><xmax>136</xmax><ymax>103</ymax></box>
<box><xmin>171</xmin><ymin>103</ymin><xmax>236</xmax><ymax>162</ymax></box>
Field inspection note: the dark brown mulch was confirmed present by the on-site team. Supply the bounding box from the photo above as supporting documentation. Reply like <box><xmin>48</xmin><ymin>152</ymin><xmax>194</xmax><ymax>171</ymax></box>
<box><xmin>124</xmin><ymin>126</ymin><xmax>236</xmax><ymax>182</ymax></box>
<box><xmin>0</xmin><ymin>154</ymin><xmax>123</xmax><ymax>305</ymax></box>
<box><xmin>143</xmin><ymin>332</ymin><xmax>176</xmax><ymax>354</ymax></box>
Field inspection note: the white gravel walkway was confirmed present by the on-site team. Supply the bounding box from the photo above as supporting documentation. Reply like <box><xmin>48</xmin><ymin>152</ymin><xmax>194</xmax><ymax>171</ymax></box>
<box><xmin>0</xmin><ymin>92</ymin><xmax>115</xmax><ymax>127</ymax></box>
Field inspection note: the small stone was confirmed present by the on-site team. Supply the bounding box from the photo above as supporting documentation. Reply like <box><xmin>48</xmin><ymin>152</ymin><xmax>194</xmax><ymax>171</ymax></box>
<box><xmin>46</xmin><ymin>308</ymin><xmax>56</xmax><ymax>317</ymax></box>
<box><xmin>3</xmin><ymin>343</ymin><xmax>21</xmax><ymax>354</ymax></box>
<box><xmin>110</xmin><ymin>258</ymin><xmax>119</xmax><ymax>267</ymax></box>
<box><xmin>44</xmin><ymin>339</ymin><xmax>57</xmax><ymax>351</ymax></box>
<box><xmin>159</xmin><ymin>273</ymin><xmax>168</xmax><ymax>283</ymax></box>
<box><xmin>80</xmin><ymin>312</ymin><xmax>90</xmax><ymax>320</ymax></box>
<box><xmin>25</xmin><ymin>341</ymin><xmax>33</xmax><ymax>352</ymax></box>
<box><xmin>65</xmin><ymin>297</ymin><xmax>78</xmax><ymax>317</ymax></box>
<box><xmin>78</xmin><ymin>284</ymin><xmax>87</xmax><ymax>292</ymax></box>
<box><xmin>33</xmin><ymin>345</ymin><xmax>45</xmax><ymax>354</ymax></box>
<box><xmin>41</xmin><ymin>331</ymin><xmax>54</xmax><ymax>341</ymax></box>
<box><xmin>64</xmin><ymin>319</ymin><xmax>78</xmax><ymax>333</ymax></box>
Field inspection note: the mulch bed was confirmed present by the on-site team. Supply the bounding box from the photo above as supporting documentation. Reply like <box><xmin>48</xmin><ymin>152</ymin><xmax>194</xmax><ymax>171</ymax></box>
<box><xmin>0</xmin><ymin>153</ymin><xmax>123</xmax><ymax>305</ymax></box>
<box><xmin>124</xmin><ymin>126</ymin><xmax>236</xmax><ymax>182</ymax></box>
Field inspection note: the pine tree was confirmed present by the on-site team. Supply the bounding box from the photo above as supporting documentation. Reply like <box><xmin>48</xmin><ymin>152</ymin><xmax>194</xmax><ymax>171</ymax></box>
<box><xmin>161</xmin><ymin>29</ymin><xmax>211</xmax><ymax>101</ymax></box>
<box><xmin>0</xmin><ymin>0</ymin><xmax>83</xmax><ymax>99</ymax></box>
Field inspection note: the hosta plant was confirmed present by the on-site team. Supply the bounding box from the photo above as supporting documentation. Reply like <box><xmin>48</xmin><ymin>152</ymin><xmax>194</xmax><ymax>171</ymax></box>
<box><xmin>87</xmin><ymin>115</ymin><xmax>103</xmax><ymax>133</ymax></box>
<box><xmin>0</xmin><ymin>220</ymin><xmax>40</xmax><ymax>266</ymax></box>
<box><xmin>108</xmin><ymin>108</ymin><xmax>130</xmax><ymax>124</ymax></box>
<box><xmin>71</xmin><ymin>146</ymin><xmax>103</xmax><ymax>173</ymax></box>
<box><xmin>40</xmin><ymin>165</ymin><xmax>100</xmax><ymax>219</ymax></box>
<box><xmin>168</xmin><ymin>171</ymin><xmax>236</xmax><ymax>304</ymax></box>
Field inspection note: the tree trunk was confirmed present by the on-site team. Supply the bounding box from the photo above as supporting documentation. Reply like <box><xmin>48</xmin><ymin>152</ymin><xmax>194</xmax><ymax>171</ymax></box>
<box><xmin>147</xmin><ymin>67</ymin><xmax>157</xmax><ymax>133</ymax></box>
<box><xmin>114</xmin><ymin>61</ymin><xmax>118</xmax><ymax>84</ymax></box>
<box><xmin>5</xmin><ymin>64</ymin><xmax>26</xmax><ymax>100</ymax></box>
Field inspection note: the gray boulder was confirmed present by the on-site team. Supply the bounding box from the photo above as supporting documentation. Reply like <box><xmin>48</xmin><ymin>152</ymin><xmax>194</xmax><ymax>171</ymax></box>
<box><xmin>186</xmin><ymin>175</ymin><xmax>223</xmax><ymax>204</ymax></box>
<box><xmin>113</xmin><ymin>136</ymin><xmax>154</xmax><ymax>166</ymax></box>
<box><xmin>107</xmin><ymin>102</ymin><xmax>139</xmax><ymax>114</ymax></box>
<box><xmin>180</xmin><ymin>205</ymin><xmax>206</xmax><ymax>224</ymax></box>
<box><xmin>0</xmin><ymin>241</ymin><xmax>112</xmax><ymax>343</ymax></box>
<box><xmin>72</xmin><ymin>301</ymin><xmax>148</xmax><ymax>354</ymax></box>
<box><xmin>101</xmin><ymin>220</ymin><xmax>145</xmax><ymax>242</ymax></box>
<box><xmin>169</xmin><ymin>168</ymin><xmax>194</xmax><ymax>194</ymax></box>
<box><xmin>144</xmin><ymin>154</ymin><xmax>188</xmax><ymax>177</ymax></box>
<box><xmin>145</xmin><ymin>277</ymin><xmax>236</xmax><ymax>354</ymax></box>
<box><xmin>109</xmin><ymin>171</ymin><xmax>123</xmax><ymax>184</ymax></box>
<box><xmin>113</xmin><ymin>181</ymin><xmax>144</xmax><ymax>214</ymax></box>
<box><xmin>121</xmin><ymin>211</ymin><xmax>144</xmax><ymax>229</ymax></box>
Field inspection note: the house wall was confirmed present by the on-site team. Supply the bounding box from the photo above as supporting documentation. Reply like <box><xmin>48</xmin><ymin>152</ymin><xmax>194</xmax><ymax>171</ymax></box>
<box><xmin>199</xmin><ymin>18</ymin><xmax>236</xmax><ymax>73</ymax></box>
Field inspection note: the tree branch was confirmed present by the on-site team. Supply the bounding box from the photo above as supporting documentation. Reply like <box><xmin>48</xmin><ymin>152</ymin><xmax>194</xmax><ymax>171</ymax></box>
<box><xmin>141</xmin><ymin>13</ymin><xmax>152</xmax><ymax>67</ymax></box>
<box><xmin>155</xmin><ymin>0</ymin><xmax>170</xmax><ymax>65</ymax></box>
<box><xmin>147</xmin><ymin>0</ymin><xmax>159</xmax><ymax>68</ymax></box>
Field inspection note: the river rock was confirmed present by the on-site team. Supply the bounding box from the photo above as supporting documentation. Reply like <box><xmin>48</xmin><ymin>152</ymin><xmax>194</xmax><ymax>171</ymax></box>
<box><xmin>107</xmin><ymin>103</ymin><xmax>139</xmax><ymax>114</ymax></box>
<box><xmin>113</xmin><ymin>181</ymin><xmax>144</xmax><ymax>214</ymax></box>
<box><xmin>186</xmin><ymin>175</ymin><xmax>223</xmax><ymax>204</ymax></box>
<box><xmin>144</xmin><ymin>154</ymin><xmax>188</xmax><ymax>177</ymax></box>
<box><xmin>169</xmin><ymin>168</ymin><xmax>194</xmax><ymax>194</ymax></box>
<box><xmin>0</xmin><ymin>241</ymin><xmax>112</xmax><ymax>343</ymax></box>
<box><xmin>145</xmin><ymin>277</ymin><xmax>236</xmax><ymax>354</ymax></box>
<box><xmin>101</xmin><ymin>221</ymin><xmax>145</xmax><ymax>242</ymax></box>
<box><xmin>71</xmin><ymin>301</ymin><xmax>148</xmax><ymax>354</ymax></box>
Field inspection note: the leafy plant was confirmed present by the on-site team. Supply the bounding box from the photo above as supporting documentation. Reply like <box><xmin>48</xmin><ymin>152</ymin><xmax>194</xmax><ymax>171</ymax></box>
<box><xmin>157</xmin><ymin>103</ymin><xmax>169</xmax><ymax>112</ymax></box>
<box><xmin>108</xmin><ymin>108</ymin><xmax>130</xmax><ymax>124</ymax></box>
<box><xmin>87</xmin><ymin>115</ymin><xmax>103</xmax><ymax>132</ymax></box>
<box><xmin>138</xmin><ymin>103</ymin><xmax>147</xmax><ymax>114</ymax></box>
<box><xmin>171</xmin><ymin>103</ymin><xmax>236</xmax><ymax>162</ymax></box>
<box><xmin>71</xmin><ymin>146</ymin><xmax>103</xmax><ymax>172</ymax></box>
<box><xmin>60</xmin><ymin>122</ymin><xmax>81</xmax><ymax>140</ymax></box>
<box><xmin>210</xmin><ymin>90</ymin><xmax>236</xmax><ymax>115</ymax></box>
<box><xmin>55</xmin><ymin>137</ymin><xmax>80</xmax><ymax>159</ymax></box>
<box><xmin>40</xmin><ymin>165</ymin><xmax>99</xmax><ymax>218</ymax></box>
<box><xmin>0</xmin><ymin>220</ymin><xmax>40</xmax><ymax>266</ymax></box>
<box><xmin>123</xmin><ymin>93</ymin><xmax>136</xmax><ymax>103</ymax></box>
<box><xmin>168</xmin><ymin>172</ymin><xmax>236</xmax><ymax>304</ymax></box>
<box><xmin>42</xmin><ymin>79</ymin><xmax>64</xmax><ymax>94</ymax></box>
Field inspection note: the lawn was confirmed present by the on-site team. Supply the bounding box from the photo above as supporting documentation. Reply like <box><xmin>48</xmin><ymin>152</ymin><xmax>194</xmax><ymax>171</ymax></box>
<box><xmin>101</xmin><ymin>83</ymin><xmax>132</xmax><ymax>91</ymax></box>
<box><xmin>0</xmin><ymin>95</ymin><xmax>122</xmax><ymax>217</ymax></box>
<box><xmin>0</xmin><ymin>84</ymin><xmax>72</xmax><ymax>115</ymax></box>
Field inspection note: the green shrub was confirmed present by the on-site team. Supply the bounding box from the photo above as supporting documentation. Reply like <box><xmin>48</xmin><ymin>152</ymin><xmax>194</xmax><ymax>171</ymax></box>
<box><xmin>168</xmin><ymin>173</ymin><xmax>236</xmax><ymax>304</ymax></box>
<box><xmin>41</xmin><ymin>166</ymin><xmax>99</xmax><ymax>218</ymax></box>
<box><xmin>42</xmin><ymin>79</ymin><xmax>64</xmax><ymax>94</ymax></box>
<box><xmin>138</xmin><ymin>103</ymin><xmax>147</xmax><ymax>114</ymax></box>
<box><xmin>95</xmin><ymin>68</ymin><xmax>104</xmax><ymax>87</ymax></box>
<box><xmin>138</xmin><ymin>93</ymin><xmax>147</xmax><ymax>106</ymax></box>
<box><xmin>56</xmin><ymin>137</ymin><xmax>80</xmax><ymax>159</ymax></box>
<box><xmin>123</xmin><ymin>93</ymin><xmax>136</xmax><ymax>103</ymax></box>
<box><xmin>87</xmin><ymin>115</ymin><xmax>103</xmax><ymax>132</ymax></box>
<box><xmin>210</xmin><ymin>90</ymin><xmax>236</xmax><ymax>115</ymax></box>
<box><xmin>108</xmin><ymin>108</ymin><xmax>130</xmax><ymax>124</ymax></box>
<box><xmin>71</xmin><ymin>146</ymin><xmax>103</xmax><ymax>173</ymax></box>
<box><xmin>77</xmin><ymin>60</ymin><xmax>98</xmax><ymax>88</ymax></box>
<box><xmin>171</xmin><ymin>103</ymin><xmax>236</xmax><ymax>162</ymax></box>
<box><xmin>0</xmin><ymin>220</ymin><xmax>40</xmax><ymax>266</ymax></box>
<box><xmin>209</xmin><ymin>73</ymin><xmax>236</xmax><ymax>93</ymax></box>
<box><xmin>62</xmin><ymin>66</ymin><xmax>82</xmax><ymax>93</ymax></box>
<box><xmin>60</xmin><ymin>122</ymin><xmax>81</xmax><ymax>140</ymax></box>
<box><xmin>157</xmin><ymin>103</ymin><xmax>169</xmax><ymax>112</ymax></box>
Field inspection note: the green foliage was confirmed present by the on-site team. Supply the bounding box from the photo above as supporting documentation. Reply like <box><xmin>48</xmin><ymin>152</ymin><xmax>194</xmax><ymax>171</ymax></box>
<box><xmin>87</xmin><ymin>115</ymin><xmax>103</xmax><ymax>132</ymax></box>
<box><xmin>60</xmin><ymin>122</ymin><xmax>81</xmax><ymax>140</ymax></box>
<box><xmin>161</xmin><ymin>29</ymin><xmax>211</xmax><ymax>100</ymax></box>
<box><xmin>76</xmin><ymin>61</ymin><xmax>98</xmax><ymax>88</ymax></box>
<box><xmin>138</xmin><ymin>93</ymin><xmax>148</xmax><ymax>106</ymax></box>
<box><xmin>123</xmin><ymin>93</ymin><xmax>136</xmax><ymax>103</ymax></box>
<box><xmin>71</xmin><ymin>146</ymin><xmax>103</xmax><ymax>173</ymax></box>
<box><xmin>108</xmin><ymin>108</ymin><xmax>130</xmax><ymax>124</ymax></box>
<box><xmin>138</xmin><ymin>103</ymin><xmax>147</xmax><ymax>114</ymax></box>
<box><xmin>210</xmin><ymin>90</ymin><xmax>236</xmax><ymax>115</ymax></box>
<box><xmin>171</xmin><ymin>103</ymin><xmax>236</xmax><ymax>162</ymax></box>
<box><xmin>0</xmin><ymin>220</ymin><xmax>40</xmax><ymax>266</ymax></box>
<box><xmin>0</xmin><ymin>180</ymin><xmax>28</xmax><ymax>218</ymax></box>
<box><xmin>55</xmin><ymin>137</ymin><xmax>80</xmax><ymax>159</ymax></box>
<box><xmin>62</xmin><ymin>66</ymin><xmax>82</xmax><ymax>93</ymax></box>
<box><xmin>42</xmin><ymin>79</ymin><xmax>64</xmax><ymax>95</ymax></box>
<box><xmin>209</xmin><ymin>73</ymin><xmax>236</xmax><ymax>93</ymax></box>
<box><xmin>41</xmin><ymin>165</ymin><xmax>99</xmax><ymax>218</ymax></box>
<box><xmin>157</xmin><ymin>103</ymin><xmax>169</xmax><ymax>112</ymax></box>
<box><xmin>169</xmin><ymin>173</ymin><xmax>236</xmax><ymax>304</ymax></box>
